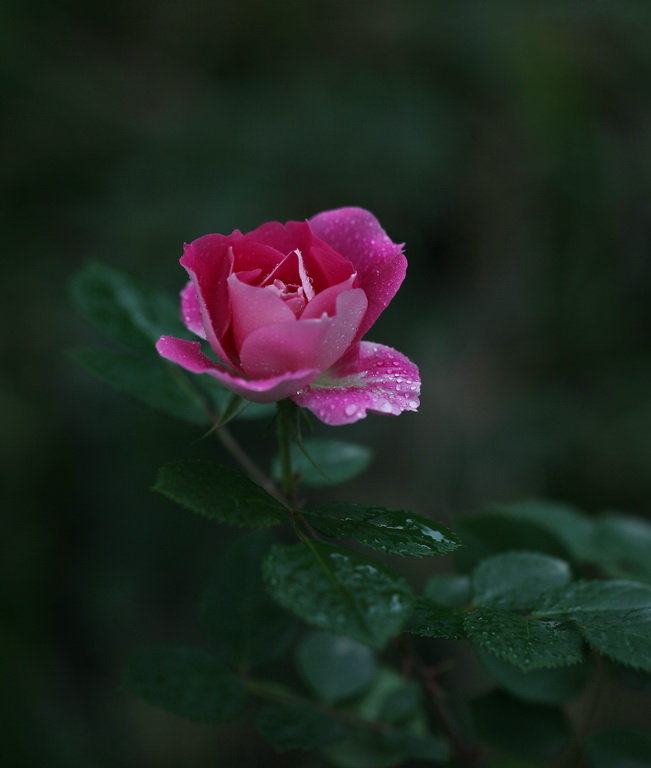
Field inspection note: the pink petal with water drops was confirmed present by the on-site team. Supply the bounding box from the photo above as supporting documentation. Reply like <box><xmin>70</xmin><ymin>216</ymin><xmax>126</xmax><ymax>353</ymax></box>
<box><xmin>239</xmin><ymin>289</ymin><xmax>367</xmax><ymax>378</ymax></box>
<box><xmin>156</xmin><ymin>336</ymin><xmax>319</xmax><ymax>403</ymax></box>
<box><xmin>308</xmin><ymin>207</ymin><xmax>406</xmax><ymax>338</ymax></box>
<box><xmin>292</xmin><ymin>341</ymin><xmax>420</xmax><ymax>425</ymax></box>
<box><xmin>180</xmin><ymin>281</ymin><xmax>206</xmax><ymax>339</ymax></box>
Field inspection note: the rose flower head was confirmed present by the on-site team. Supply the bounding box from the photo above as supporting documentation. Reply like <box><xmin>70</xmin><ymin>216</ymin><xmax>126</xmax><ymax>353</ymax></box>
<box><xmin>156</xmin><ymin>207</ymin><xmax>420</xmax><ymax>425</ymax></box>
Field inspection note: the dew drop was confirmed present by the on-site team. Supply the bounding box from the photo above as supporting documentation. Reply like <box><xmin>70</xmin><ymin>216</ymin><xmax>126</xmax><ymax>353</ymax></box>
<box><xmin>344</xmin><ymin>404</ymin><xmax>357</xmax><ymax>417</ymax></box>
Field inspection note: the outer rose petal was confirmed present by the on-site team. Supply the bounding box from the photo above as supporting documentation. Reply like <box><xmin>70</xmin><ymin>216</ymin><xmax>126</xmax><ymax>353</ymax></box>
<box><xmin>180</xmin><ymin>233</ymin><xmax>235</xmax><ymax>364</ymax></box>
<box><xmin>239</xmin><ymin>289</ymin><xmax>367</xmax><ymax>378</ymax></box>
<box><xmin>180</xmin><ymin>281</ymin><xmax>206</xmax><ymax>338</ymax></box>
<box><xmin>309</xmin><ymin>207</ymin><xmax>406</xmax><ymax>338</ymax></box>
<box><xmin>292</xmin><ymin>341</ymin><xmax>420</xmax><ymax>425</ymax></box>
<box><xmin>156</xmin><ymin>336</ymin><xmax>319</xmax><ymax>404</ymax></box>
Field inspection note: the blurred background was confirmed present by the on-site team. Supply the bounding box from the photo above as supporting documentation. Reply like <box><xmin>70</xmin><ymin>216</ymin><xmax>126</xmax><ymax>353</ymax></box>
<box><xmin>2</xmin><ymin>0</ymin><xmax>650</xmax><ymax>765</ymax></box>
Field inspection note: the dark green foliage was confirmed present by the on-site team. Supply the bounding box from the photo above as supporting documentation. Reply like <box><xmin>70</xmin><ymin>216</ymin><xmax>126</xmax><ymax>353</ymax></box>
<box><xmin>423</xmin><ymin>575</ymin><xmax>472</xmax><ymax>606</ymax></box>
<box><xmin>199</xmin><ymin>532</ymin><xmax>296</xmax><ymax>670</ymax></box>
<box><xmin>256</xmin><ymin>702</ymin><xmax>347</xmax><ymax>752</ymax></box>
<box><xmin>154</xmin><ymin>460</ymin><xmax>285</xmax><ymax>527</ymax></box>
<box><xmin>121</xmin><ymin>645</ymin><xmax>247</xmax><ymax>722</ymax></box>
<box><xmin>471</xmin><ymin>551</ymin><xmax>572</xmax><ymax>611</ymax></box>
<box><xmin>592</xmin><ymin>513</ymin><xmax>651</xmax><ymax>583</ymax></box>
<box><xmin>487</xmin><ymin>500</ymin><xmax>595</xmax><ymax>562</ymax></box>
<box><xmin>296</xmin><ymin>631</ymin><xmax>377</xmax><ymax>702</ymax></box>
<box><xmin>272</xmin><ymin>439</ymin><xmax>373</xmax><ymax>487</ymax></box>
<box><xmin>324</xmin><ymin>669</ymin><xmax>450</xmax><ymax>767</ymax></box>
<box><xmin>263</xmin><ymin>542</ymin><xmax>414</xmax><ymax>649</ymax></box>
<box><xmin>588</xmin><ymin>728</ymin><xmax>651</xmax><ymax>768</ymax></box>
<box><xmin>464</xmin><ymin>609</ymin><xmax>584</xmax><ymax>670</ymax></box>
<box><xmin>70</xmin><ymin>347</ymin><xmax>208</xmax><ymax>424</ymax></box>
<box><xmin>70</xmin><ymin>262</ymin><xmax>186</xmax><ymax>352</ymax></box>
<box><xmin>538</xmin><ymin>580</ymin><xmax>651</xmax><ymax>671</ymax></box>
<box><xmin>305</xmin><ymin>503</ymin><xmax>460</xmax><ymax>557</ymax></box>
<box><xmin>472</xmin><ymin>692</ymin><xmax>569</xmax><ymax>761</ymax></box>
<box><xmin>454</xmin><ymin>513</ymin><xmax>572</xmax><ymax>572</ymax></box>
<box><xmin>476</xmin><ymin>648</ymin><xmax>588</xmax><ymax>704</ymax></box>
<box><xmin>404</xmin><ymin>599</ymin><xmax>466</xmax><ymax>639</ymax></box>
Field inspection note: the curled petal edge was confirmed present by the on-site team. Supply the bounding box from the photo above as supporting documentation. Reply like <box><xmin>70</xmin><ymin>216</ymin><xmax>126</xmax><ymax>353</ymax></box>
<box><xmin>156</xmin><ymin>336</ymin><xmax>319</xmax><ymax>404</ymax></box>
<box><xmin>291</xmin><ymin>340</ymin><xmax>420</xmax><ymax>425</ymax></box>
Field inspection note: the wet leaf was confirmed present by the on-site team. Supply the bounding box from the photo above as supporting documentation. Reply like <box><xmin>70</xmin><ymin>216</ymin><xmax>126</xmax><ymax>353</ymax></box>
<box><xmin>464</xmin><ymin>609</ymin><xmax>584</xmax><ymax>670</ymax></box>
<box><xmin>305</xmin><ymin>503</ymin><xmax>460</xmax><ymax>557</ymax></box>
<box><xmin>263</xmin><ymin>542</ymin><xmax>414</xmax><ymax>649</ymax></box>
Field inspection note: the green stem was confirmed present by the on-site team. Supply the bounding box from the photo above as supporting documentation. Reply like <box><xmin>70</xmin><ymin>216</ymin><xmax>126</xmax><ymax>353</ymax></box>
<box><xmin>276</xmin><ymin>401</ymin><xmax>298</xmax><ymax>507</ymax></box>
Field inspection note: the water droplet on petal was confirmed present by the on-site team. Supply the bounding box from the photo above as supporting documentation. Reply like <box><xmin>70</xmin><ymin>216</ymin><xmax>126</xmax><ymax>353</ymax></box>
<box><xmin>344</xmin><ymin>404</ymin><xmax>357</xmax><ymax>417</ymax></box>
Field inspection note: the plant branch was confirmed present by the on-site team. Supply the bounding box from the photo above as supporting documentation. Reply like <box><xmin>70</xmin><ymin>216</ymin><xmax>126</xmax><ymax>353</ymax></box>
<box><xmin>398</xmin><ymin>636</ymin><xmax>485</xmax><ymax>768</ymax></box>
<box><xmin>214</xmin><ymin>424</ymin><xmax>290</xmax><ymax>509</ymax></box>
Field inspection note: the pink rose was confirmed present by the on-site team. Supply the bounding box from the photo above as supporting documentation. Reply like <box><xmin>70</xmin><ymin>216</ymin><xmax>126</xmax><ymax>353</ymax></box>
<box><xmin>156</xmin><ymin>207</ymin><xmax>420</xmax><ymax>425</ymax></box>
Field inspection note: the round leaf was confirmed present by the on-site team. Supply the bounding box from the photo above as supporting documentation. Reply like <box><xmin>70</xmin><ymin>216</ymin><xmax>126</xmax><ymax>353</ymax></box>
<box><xmin>296</xmin><ymin>631</ymin><xmax>377</xmax><ymax>702</ymax></box>
<box><xmin>472</xmin><ymin>551</ymin><xmax>572</xmax><ymax>610</ymax></box>
<box><xmin>272</xmin><ymin>439</ymin><xmax>373</xmax><ymax>487</ymax></box>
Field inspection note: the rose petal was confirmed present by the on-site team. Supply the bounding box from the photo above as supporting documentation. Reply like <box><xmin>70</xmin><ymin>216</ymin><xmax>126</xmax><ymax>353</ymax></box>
<box><xmin>292</xmin><ymin>341</ymin><xmax>420</xmax><ymax>425</ymax></box>
<box><xmin>180</xmin><ymin>234</ymin><xmax>236</xmax><ymax>364</ymax></box>
<box><xmin>227</xmin><ymin>273</ymin><xmax>295</xmax><ymax>349</ymax></box>
<box><xmin>180</xmin><ymin>281</ymin><xmax>206</xmax><ymax>339</ymax></box>
<box><xmin>309</xmin><ymin>207</ymin><xmax>406</xmax><ymax>338</ymax></box>
<box><xmin>248</xmin><ymin>220</ymin><xmax>355</xmax><ymax>293</ymax></box>
<box><xmin>300</xmin><ymin>274</ymin><xmax>356</xmax><ymax>320</ymax></box>
<box><xmin>231</xmin><ymin>238</ymin><xmax>284</xmax><ymax>275</ymax></box>
<box><xmin>156</xmin><ymin>336</ymin><xmax>319</xmax><ymax>403</ymax></box>
<box><xmin>239</xmin><ymin>289</ymin><xmax>367</xmax><ymax>378</ymax></box>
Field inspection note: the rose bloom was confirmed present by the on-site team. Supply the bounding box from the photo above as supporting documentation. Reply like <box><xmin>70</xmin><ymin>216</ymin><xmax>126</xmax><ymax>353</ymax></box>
<box><xmin>156</xmin><ymin>207</ymin><xmax>420</xmax><ymax>425</ymax></box>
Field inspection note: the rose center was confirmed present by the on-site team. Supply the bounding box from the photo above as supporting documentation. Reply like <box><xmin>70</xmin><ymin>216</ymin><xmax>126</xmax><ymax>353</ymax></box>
<box><xmin>263</xmin><ymin>279</ymin><xmax>307</xmax><ymax>315</ymax></box>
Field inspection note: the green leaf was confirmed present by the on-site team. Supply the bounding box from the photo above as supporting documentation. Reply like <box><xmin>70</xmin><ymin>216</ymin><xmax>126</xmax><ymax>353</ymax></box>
<box><xmin>122</xmin><ymin>645</ymin><xmax>246</xmax><ymax>722</ymax></box>
<box><xmin>263</xmin><ymin>542</ymin><xmax>414</xmax><ymax>649</ymax></box>
<box><xmin>454</xmin><ymin>513</ymin><xmax>572</xmax><ymax>572</ymax></box>
<box><xmin>472</xmin><ymin>691</ymin><xmax>569</xmax><ymax>761</ymax></box>
<box><xmin>476</xmin><ymin>647</ymin><xmax>588</xmax><ymax>704</ymax></box>
<box><xmin>154</xmin><ymin>460</ymin><xmax>285</xmax><ymax>527</ymax></box>
<box><xmin>305</xmin><ymin>503</ymin><xmax>461</xmax><ymax>557</ymax></box>
<box><xmin>472</xmin><ymin>552</ymin><xmax>572</xmax><ymax>611</ymax></box>
<box><xmin>256</xmin><ymin>702</ymin><xmax>347</xmax><ymax>752</ymax></box>
<box><xmin>488</xmin><ymin>499</ymin><xmax>595</xmax><ymax>562</ymax></box>
<box><xmin>70</xmin><ymin>262</ymin><xmax>186</xmax><ymax>352</ymax></box>
<box><xmin>464</xmin><ymin>609</ymin><xmax>584</xmax><ymax>670</ymax></box>
<box><xmin>404</xmin><ymin>599</ymin><xmax>466</xmax><ymax>639</ymax></box>
<box><xmin>588</xmin><ymin>727</ymin><xmax>651</xmax><ymax>768</ymax></box>
<box><xmin>70</xmin><ymin>347</ymin><xmax>208</xmax><ymax>424</ymax></box>
<box><xmin>199</xmin><ymin>532</ymin><xmax>296</xmax><ymax>670</ymax></box>
<box><xmin>539</xmin><ymin>580</ymin><xmax>651</xmax><ymax>671</ymax></box>
<box><xmin>272</xmin><ymin>439</ymin><xmax>373</xmax><ymax>487</ymax></box>
<box><xmin>592</xmin><ymin>513</ymin><xmax>651</xmax><ymax>582</ymax></box>
<box><xmin>296</xmin><ymin>631</ymin><xmax>377</xmax><ymax>702</ymax></box>
<box><xmin>424</xmin><ymin>574</ymin><xmax>472</xmax><ymax>606</ymax></box>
